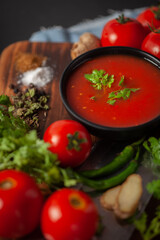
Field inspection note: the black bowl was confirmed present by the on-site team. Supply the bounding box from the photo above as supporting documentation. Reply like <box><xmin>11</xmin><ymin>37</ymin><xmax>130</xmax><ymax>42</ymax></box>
<box><xmin>59</xmin><ymin>46</ymin><xmax>160</xmax><ymax>140</ymax></box>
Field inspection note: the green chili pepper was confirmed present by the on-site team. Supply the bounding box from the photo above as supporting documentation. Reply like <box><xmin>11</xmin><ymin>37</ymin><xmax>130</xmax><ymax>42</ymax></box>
<box><xmin>80</xmin><ymin>145</ymin><xmax>134</xmax><ymax>178</ymax></box>
<box><xmin>74</xmin><ymin>148</ymin><xmax>140</xmax><ymax>191</ymax></box>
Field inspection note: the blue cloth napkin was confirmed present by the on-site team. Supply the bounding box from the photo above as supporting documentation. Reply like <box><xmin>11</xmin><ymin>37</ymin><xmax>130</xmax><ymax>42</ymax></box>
<box><xmin>29</xmin><ymin>7</ymin><xmax>146</xmax><ymax>43</ymax></box>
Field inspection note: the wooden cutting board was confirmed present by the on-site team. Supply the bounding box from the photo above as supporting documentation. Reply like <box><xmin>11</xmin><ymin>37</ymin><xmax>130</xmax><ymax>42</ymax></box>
<box><xmin>0</xmin><ymin>41</ymin><xmax>73</xmax><ymax>136</ymax></box>
<box><xmin>0</xmin><ymin>41</ymin><xmax>154</xmax><ymax>240</ymax></box>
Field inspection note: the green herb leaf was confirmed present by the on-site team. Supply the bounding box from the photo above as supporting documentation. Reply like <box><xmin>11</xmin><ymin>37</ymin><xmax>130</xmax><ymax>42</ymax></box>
<box><xmin>0</xmin><ymin>95</ymin><xmax>11</xmax><ymax>106</ymax></box>
<box><xmin>118</xmin><ymin>75</ymin><xmax>125</xmax><ymax>86</ymax></box>
<box><xmin>84</xmin><ymin>69</ymin><xmax>114</xmax><ymax>90</ymax></box>
<box><xmin>107</xmin><ymin>88</ymin><xmax>140</xmax><ymax>105</ymax></box>
<box><xmin>0</xmin><ymin>94</ymin><xmax>78</xmax><ymax>189</ymax></box>
<box><xmin>136</xmin><ymin>135</ymin><xmax>160</xmax><ymax>239</ymax></box>
<box><xmin>134</xmin><ymin>213</ymin><xmax>147</xmax><ymax>238</ymax></box>
<box><xmin>105</xmin><ymin>74</ymin><xmax>114</xmax><ymax>88</ymax></box>
<box><xmin>107</xmin><ymin>99</ymin><xmax>116</xmax><ymax>105</ymax></box>
<box><xmin>8</xmin><ymin>105</ymin><xmax>15</xmax><ymax>112</ymax></box>
<box><xmin>90</xmin><ymin>96</ymin><xmax>96</xmax><ymax>101</ymax></box>
<box><xmin>25</xmin><ymin>88</ymin><xmax>35</xmax><ymax>98</ymax></box>
<box><xmin>147</xmin><ymin>180</ymin><xmax>160</xmax><ymax>199</ymax></box>
<box><xmin>0</xmin><ymin>109</ymin><xmax>28</xmax><ymax>137</ymax></box>
<box><xmin>134</xmin><ymin>207</ymin><xmax>160</xmax><ymax>240</ymax></box>
<box><xmin>10</xmin><ymin>86</ymin><xmax>50</xmax><ymax>130</ymax></box>
<box><xmin>142</xmin><ymin>137</ymin><xmax>160</xmax><ymax>200</ymax></box>
<box><xmin>60</xmin><ymin>168</ymin><xmax>78</xmax><ymax>187</ymax></box>
<box><xmin>0</xmin><ymin>129</ymin><xmax>61</xmax><ymax>186</ymax></box>
<box><xmin>143</xmin><ymin>137</ymin><xmax>160</xmax><ymax>165</ymax></box>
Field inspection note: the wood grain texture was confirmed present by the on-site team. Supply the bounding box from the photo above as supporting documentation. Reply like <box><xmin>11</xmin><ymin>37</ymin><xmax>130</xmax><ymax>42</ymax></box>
<box><xmin>0</xmin><ymin>41</ymin><xmax>154</xmax><ymax>240</ymax></box>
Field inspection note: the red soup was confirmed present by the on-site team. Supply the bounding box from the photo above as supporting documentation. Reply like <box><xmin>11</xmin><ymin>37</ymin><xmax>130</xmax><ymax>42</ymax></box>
<box><xmin>66</xmin><ymin>54</ymin><xmax>160</xmax><ymax>127</ymax></box>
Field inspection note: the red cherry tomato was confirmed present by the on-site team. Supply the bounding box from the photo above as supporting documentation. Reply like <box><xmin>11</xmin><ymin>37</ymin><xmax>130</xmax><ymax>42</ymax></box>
<box><xmin>41</xmin><ymin>188</ymin><xmax>98</xmax><ymax>240</ymax></box>
<box><xmin>141</xmin><ymin>29</ymin><xmax>160</xmax><ymax>59</ymax></box>
<box><xmin>43</xmin><ymin>120</ymin><xmax>92</xmax><ymax>168</ymax></box>
<box><xmin>0</xmin><ymin>169</ymin><xmax>43</xmax><ymax>239</ymax></box>
<box><xmin>101</xmin><ymin>14</ymin><xmax>146</xmax><ymax>49</ymax></box>
<box><xmin>137</xmin><ymin>6</ymin><xmax>160</xmax><ymax>34</ymax></box>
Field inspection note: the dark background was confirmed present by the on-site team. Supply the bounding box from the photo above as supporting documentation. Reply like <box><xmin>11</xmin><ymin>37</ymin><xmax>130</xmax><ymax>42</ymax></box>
<box><xmin>0</xmin><ymin>0</ymin><xmax>157</xmax><ymax>53</ymax></box>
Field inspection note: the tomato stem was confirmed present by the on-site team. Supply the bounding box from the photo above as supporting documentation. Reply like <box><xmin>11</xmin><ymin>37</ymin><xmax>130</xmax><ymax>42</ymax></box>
<box><xmin>116</xmin><ymin>14</ymin><xmax>131</xmax><ymax>24</ymax></box>
<box><xmin>152</xmin><ymin>5</ymin><xmax>160</xmax><ymax>20</ymax></box>
<box><xmin>149</xmin><ymin>24</ymin><xmax>160</xmax><ymax>33</ymax></box>
<box><xmin>67</xmin><ymin>131</ymin><xmax>86</xmax><ymax>151</ymax></box>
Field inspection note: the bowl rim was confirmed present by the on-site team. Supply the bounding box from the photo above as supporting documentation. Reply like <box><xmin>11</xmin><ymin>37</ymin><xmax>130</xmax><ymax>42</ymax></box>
<box><xmin>59</xmin><ymin>46</ymin><xmax>160</xmax><ymax>132</ymax></box>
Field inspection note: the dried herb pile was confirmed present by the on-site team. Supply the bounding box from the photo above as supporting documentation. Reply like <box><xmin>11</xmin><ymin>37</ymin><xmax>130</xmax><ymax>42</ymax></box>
<box><xmin>9</xmin><ymin>84</ymin><xmax>49</xmax><ymax>130</ymax></box>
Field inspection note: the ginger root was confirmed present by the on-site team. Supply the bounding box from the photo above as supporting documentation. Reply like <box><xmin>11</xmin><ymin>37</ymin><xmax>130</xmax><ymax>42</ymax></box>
<box><xmin>114</xmin><ymin>174</ymin><xmax>143</xmax><ymax>219</ymax></box>
<box><xmin>71</xmin><ymin>32</ymin><xmax>101</xmax><ymax>60</ymax></box>
<box><xmin>100</xmin><ymin>185</ymin><xmax>121</xmax><ymax>211</ymax></box>
<box><xmin>100</xmin><ymin>174</ymin><xmax>143</xmax><ymax>219</ymax></box>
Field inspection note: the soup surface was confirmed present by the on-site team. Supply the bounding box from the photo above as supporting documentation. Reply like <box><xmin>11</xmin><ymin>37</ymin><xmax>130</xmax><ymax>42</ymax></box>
<box><xmin>66</xmin><ymin>54</ymin><xmax>160</xmax><ymax>127</ymax></box>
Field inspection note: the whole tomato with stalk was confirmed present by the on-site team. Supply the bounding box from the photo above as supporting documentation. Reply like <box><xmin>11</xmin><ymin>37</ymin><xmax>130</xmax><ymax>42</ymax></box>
<box><xmin>141</xmin><ymin>28</ymin><xmax>160</xmax><ymax>59</ymax></box>
<box><xmin>101</xmin><ymin>14</ymin><xmax>146</xmax><ymax>49</ymax></box>
<box><xmin>41</xmin><ymin>188</ymin><xmax>98</xmax><ymax>240</ymax></box>
<box><xmin>137</xmin><ymin>5</ymin><xmax>160</xmax><ymax>34</ymax></box>
<box><xmin>0</xmin><ymin>169</ymin><xmax>44</xmax><ymax>239</ymax></box>
<box><xmin>43</xmin><ymin>120</ymin><xmax>92</xmax><ymax>168</ymax></box>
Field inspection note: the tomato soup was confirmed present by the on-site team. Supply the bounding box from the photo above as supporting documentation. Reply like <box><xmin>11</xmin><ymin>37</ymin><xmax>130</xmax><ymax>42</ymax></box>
<box><xmin>66</xmin><ymin>54</ymin><xmax>160</xmax><ymax>127</ymax></box>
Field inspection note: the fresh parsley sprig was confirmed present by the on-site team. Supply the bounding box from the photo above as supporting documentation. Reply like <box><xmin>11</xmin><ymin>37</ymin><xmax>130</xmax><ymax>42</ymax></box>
<box><xmin>85</xmin><ymin>70</ymin><xmax>140</xmax><ymax>105</ymax></box>
<box><xmin>107</xmin><ymin>75</ymin><xmax>140</xmax><ymax>105</ymax></box>
<box><xmin>84</xmin><ymin>69</ymin><xmax>114</xmax><ymax>90</ymax></box>
<box><xmin>107</xmin><ymin>88</ymin><xmax>140</xmax><ymax>105</ymax></box>
<box><xmin>118</xmin><ymin>75</ymin><xmax>125</xmax><ymax>86</ymax></box>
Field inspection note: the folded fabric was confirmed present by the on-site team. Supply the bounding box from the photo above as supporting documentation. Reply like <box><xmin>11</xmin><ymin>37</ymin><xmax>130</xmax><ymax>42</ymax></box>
<box><xmin>29</xmin><ymin>7</ymin><xmax>146</xmax><ymax>43</ymax></box>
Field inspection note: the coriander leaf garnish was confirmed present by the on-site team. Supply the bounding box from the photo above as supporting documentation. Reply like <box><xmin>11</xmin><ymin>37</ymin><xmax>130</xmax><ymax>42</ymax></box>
<box><xmin>107</xmin><ymin>99</ymin><xmax>116</xmax><ymax>105</ymax></box>
<box><xmin>90</xmin><ymin>96</ymin><xmax>96</xmax><ymax>101</ymax></box>
<box><xmin>106</xmin><ymin>74</ymin><xmax>114</xmax><ymax>88</ymax></box>
<box><xmin>118</xmin><ymin>75</ymin><xmax>125</xmax><ymax>86</ymax></box>
<box><xmin>84</xmin><ymin>69</ymin><xmax>114</xmax><ymax>90</ymax></box>
<box><xmin>107</xmin><ymin>88</ymin><xmax>140</xmax><ymax>105</ymax></box>
<box><xmin>85</xmin><ymin>70</ymin><xmax>140</xmax><ymax>105</ymax></box>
